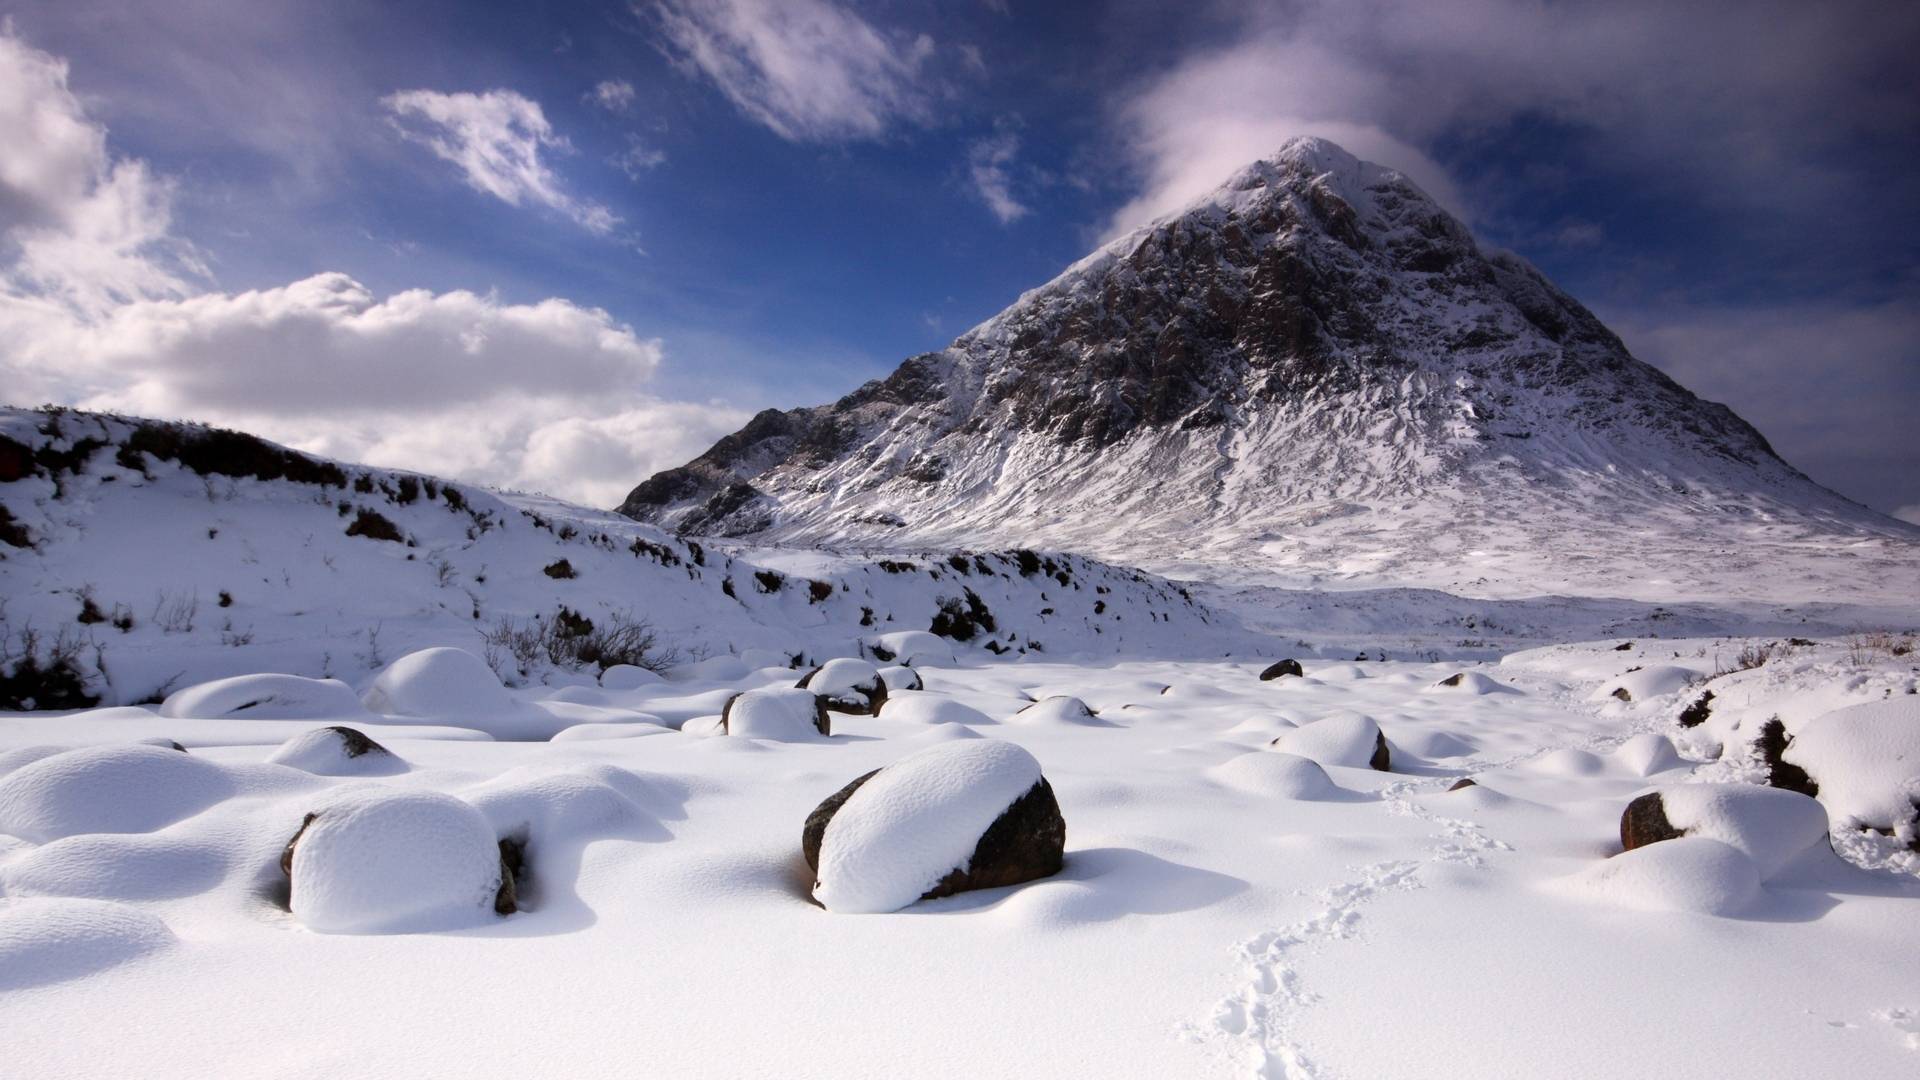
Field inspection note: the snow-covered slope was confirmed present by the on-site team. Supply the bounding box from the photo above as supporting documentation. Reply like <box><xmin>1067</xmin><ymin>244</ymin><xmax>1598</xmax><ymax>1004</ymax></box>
<box><xmin>620</xmin><ymin>137</ymin><xmax>1919</xmax><ymax>606</ymax></box>
<box><xmin>0</xmin><ymin>407</ymin><xmax>1250</xmax><ymax>707</ymax></box>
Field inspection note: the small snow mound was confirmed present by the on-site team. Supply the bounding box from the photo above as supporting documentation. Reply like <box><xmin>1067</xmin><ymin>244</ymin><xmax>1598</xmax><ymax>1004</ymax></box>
<box><xmin>287</xmin><ymin>790</ymin><xmax>504</xmax><ymax>934</ymax></box>
<box><xmin>869</xmin><ymin>631</ymin><xmax>956</xmax><ymax>667</ymax></box>
<box><xmin>160</xmin><ymin>673</ymin><xmax>365</xmax><ymax>720</ymax></box>
<box><xmin>1613</xmin><ymin>733</ymin><xmax>1685</xmax><ymax>777</ymax></box>
<box><xmin>1565</xmin><ymin>837</ymin><xmax>1760</xmax><ymax>916</ymax></box>
<box><xmin>1392</xmin><ymin>729</ymin><xmax>1478</xmax><ymax>759</ymax></box>
<box><xmin>0</xmin><ymin>745</ymin><xmax>71</xmax><ymax>779</ymax></box>
<box><xmin>1531</xmin><ymin>748</ymin><xmax>1607</xmax><ymax>777</ymax></box>
<box><xmin>0</xmin><ymin>745</ymin><xmax>235</xmax><ymax>843</ymax></box>
<box><xmin>1784</xmin><ymin>698</ymin><xmax>1920</xmax><ymax>833</ymax></box>
<box><xmin>878</xmin><ymin>692</ymin><xmax>993</xmax><ymax>726</ymax></box>
<box><xmin>675</xmin><ymin>656</ymin><xmax>750</xmax><ymax>682</ymax></box>
<box><xmin>738</xmin><ymin>648</ymin><xmax>794</xmax><ymax>671</ymax></box>
<box><xmin>0</xmin><ymin>897</ymin><xmax>176</xmax><ymax>990</ymax></box>
<box><xmin>1590</xmin><ymin>665</ymin><xmax>1698</xmax><ymax>703</ymax></box>
<box><xmin>878</xmin><ymin>665</ymin><xmax>924</xmax><ymax>691</ymax></box>
<box><xmin>1209</xmin><ymin>751</ymin><xmax>1338</xmax><ymax>800</ymax></box>
<box><xmin>1271</xmin><ymin>712</ymin><xmax>1388</xmax><ymax>770</ymax></box>
<box><xmin>267</xmin><ymin>727</ymin><xmax>407</xmax><ymax>777</ymax></box>
<box><xmin>1009</xmin><ymin>695</ymin><xmax>1107</xmax><ymax>726</ymax></box>
<box><xmin>810</xmin><ymin>739</ymin><xmax>1054</xmax><ymax>914</ymax></box>
<box><xmin>722</xmin><ymin>687</ymin><xmax>829</xmax><ymax>740</ymax></box>
<box><xmin>600</xmin><ymin>664</ymin><xmax>666</xmax><ymax>691</ymax></box>
<box><xmin>362</xmin><ymin>648</ymin><xmax>511</xmax><ymax>717</ymax></box>
<box><xmin>1653</xmin><ymin>784</ymin><xmax>1832</xmax><ymax>879</ymax></box>
<box><xmin>549</xmin><ymin>720</ymin><xmax>673</xmax><ymax>742</ymax></box>
<box><xmin>1426</xmin><ymin>671</ymin><xmax>1515</xmax><ymax>695</ymax></box>
<box><xmin>0</xmin><ymin>832</ymin><xmax>228</xmax><ymax>901</ymax></box>
<box><xmin>465</xmin><ymin>764</ymin><xmax>657</xmax><ymax>843</ymax></box>
<box><xmin>545</xmin><ymin>685</ymin><xmax>610</xmax><ymax>706</ymax></box>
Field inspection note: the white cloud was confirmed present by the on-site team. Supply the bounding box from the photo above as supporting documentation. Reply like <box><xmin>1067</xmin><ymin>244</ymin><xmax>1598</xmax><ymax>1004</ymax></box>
<box><xmin>653</xmin><ymin>0</ymin><xmax>936</xmax><ymax>142</ymax></box>
<box><xmin>383</xmin><ymin>88</ymin><xmax>620</xmax><ymax>234</ymax></box>
<box><xmin>0</xmin><ymin>30</ymin><xmax>202</xmax><ymax>315</ymax></box>
<box><xmin>589</xmin><ymin>78</ymin><xmax>637</xmax><ymax>113</ymax></box>
<box><xmin>1895</xmin><ymin>505</ymin><xmax>1920</xmax><ymax>527</ymax></box>
<box><xmin>1107</xmin><ymin>0</ymin><xmax>1918</xmax><ymax>236</ymax></box>
<box><xmin>0</xmin><ymin>28</ymin><xmax>747</xmax><ymax>507</ymax></box>
<box><xmin>612</xmin><ymin>136</ymin><xmax>668</xmax><ymax>179</ymax></box>
<box><xmin>967</xmin><ymin>126</ymin><xmax>1027</xmax><ymax>224</ymax></box>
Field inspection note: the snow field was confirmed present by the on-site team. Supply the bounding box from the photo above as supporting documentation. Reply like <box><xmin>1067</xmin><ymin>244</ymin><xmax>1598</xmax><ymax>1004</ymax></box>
<box><xmin>0</xmin><ymin>640</ymin><xmax>1915</xmax><ymax>1078</ymax></box>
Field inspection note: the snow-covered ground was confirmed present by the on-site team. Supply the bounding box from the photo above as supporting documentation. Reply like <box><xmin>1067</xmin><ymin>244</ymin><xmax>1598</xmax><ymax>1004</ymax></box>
<box><xmin>5</xmin><ymin>407</ymin><xmax>1919</xmax><ymax>1077</ymax></box>
<box><xmin>3</xmin><ymin>637</ymin><xmax>1918</xmax><ymax>1078</ymax></box>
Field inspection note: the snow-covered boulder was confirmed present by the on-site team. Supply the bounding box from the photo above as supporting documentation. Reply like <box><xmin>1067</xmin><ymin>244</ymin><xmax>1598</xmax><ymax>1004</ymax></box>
<box><xmin>868</xmin><ymin>631</ymin><xmax>955</xmax><ymax>667</ymax></box>
<box><xmin>0</xmin><ymin>746</ymin><xmax>235</xmax><ymax>843</ymax></box>
<box><xmin>1271</xmin><ymin>713</ymin><xmax>1389</xmax><ymax>771</ymax></box>
<box><xmin>362</xmin><ymin>648</ymin><xmax>511</xmax><ymax>718</ymax></box>
<box><xmin>878</xmin><ymin>665</ymin><xmax>924</xmax><ymax>691</ymax></box>
<box><xmin>804</xmin><ymin>739</ymin><xmax>1064</xmax><ymax>914</ymax></box>
<box><xmin>1258</xmin><ymin>659</ymin><xmax>1304</xmax><ymax>681</ymax></box>
<box><xmin>1619</xmin><ymin>784</ymin><xmax>1830</xmax><ymax>880</ymax></box>
<box><xmin>160</xmin><ymin>673</ymin><xmax>365</xmax><ymax>720</ymax></box>
<box><xmin>1009</xmin><ymin>695</ymin><xmax>1106</xmax><ymax>726</ymax></box>
<box><xmin>877</xmin><ymin>692</ymin><xmax>992</xmax><ymax>726</ymax></box>
<box><xmin>266</xmin><ymin>727</ymin><xmax>406</xmax><ymax>777</ymax></box>
<box><xmin>720</xmin><ymin>687</ymin><xmax>830</xmax><ymax>740</ymax></box>
<box><xmin>1780</xmin><ymin>698</ymin><xmax>1920</xmax><ymax>840</ymax></box>
<box><xmin>600</xmin><ymin>664</ymin><xmax>666</xmax><ymax>691</ymax></box>
<box><xmin>1209</xmin><ymin>751</ymin><xmax>1338</xmax><ymax>800</ymax></box>
<box><xmin>798</xmin><ymin>658</ymin><xmax>888</xmax><ymax>715</ymax></box>
<box><xmin>1567</xmin><ymin>836</ymin><xmax>1761</xmax><ymax>916</ymax></box>
<box><xmin>283</xmin><ymin>790</ymin><xmax>510</xmax><ymax>933</ymax></box>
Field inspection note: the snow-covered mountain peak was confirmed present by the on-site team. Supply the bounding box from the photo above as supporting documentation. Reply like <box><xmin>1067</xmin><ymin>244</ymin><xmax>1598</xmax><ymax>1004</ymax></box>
<box><xmin>621</xmin><ymin>138</ymin><xmax>1916</xmax><ymax>605</ymax></box>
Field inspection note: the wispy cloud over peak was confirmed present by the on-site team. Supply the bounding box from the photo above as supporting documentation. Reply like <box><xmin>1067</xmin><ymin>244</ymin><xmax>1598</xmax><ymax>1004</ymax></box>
<box><xmin>967</xmin><ymin>123</ymin><xmax>1027</xmax><ymax>224</ymax></box>
<box><xmin>652</xmin><ymin>0</ymin><xmax>936</xmax><ymax>142</ymax></box>
<box><xmin>383</xmin><ymin>87</ymin><xmax>620</xmax><ymax>234</ymax></box>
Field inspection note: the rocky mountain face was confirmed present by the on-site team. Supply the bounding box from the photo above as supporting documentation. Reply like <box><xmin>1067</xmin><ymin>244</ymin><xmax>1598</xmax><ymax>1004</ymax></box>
<box><xmin>620</xmin><ymin>138</ymin><xmax>1914</xmax><ymax>602</ymax></box>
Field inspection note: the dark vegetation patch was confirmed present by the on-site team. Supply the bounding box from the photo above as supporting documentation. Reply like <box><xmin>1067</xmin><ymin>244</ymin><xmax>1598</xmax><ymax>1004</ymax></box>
<box><xmin>1756</xmin><ymin>718</ymin><xmax>1818</xmax><ymax>797</ymax></box>
<box><xmin>542</xmin><ymin>558</ymin><xmax>577</xmax><ymax>580</ymax></box>
<box><xmin>930</xmin><ymin>589</ymin><xmax>997</xmax><ymax>641</ymax></box>
<box><xmin>808</xmin><ymin>579</ymin><xmax>835</xmax><ymax>604</ymax></box>
<box><xmin>1677</xmin><ymin>690</ymin><xmax>1714</xmax><ymax>728</ymax></box>
<box><xmin>1</xmin><ymin>628</ymin><xmax>98</xmax><ymax>711</ymax></box>
<box><xmin>345</xmin><ymin>508</ymin><xmax>405</xmax><ymax>543</ymax></box>
<box><xmin>754</xmin><ymin>570</ymin><xmax>785</xmax><ymax>594</ymax></box>
<box><xmin>120</xmin><ymin>421</ymin><xmax>347</xmax><ymax>487</ymax></box>
<box><xmin>483</xmin><ymin>607</ymin><xmax>675</xmax><ymax>677</ymax></box>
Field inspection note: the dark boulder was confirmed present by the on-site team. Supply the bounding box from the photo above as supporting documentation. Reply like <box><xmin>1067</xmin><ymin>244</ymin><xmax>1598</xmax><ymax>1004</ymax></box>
<box><xmin>323</xmin><ymin>725</ymin><xmax>391</xmax><ymax>759</ymax></box>
<box><xmin>1370</xmin><ymin>730</ymin><xmax>1390</xmax><ymax>772</ymax></box>
<box><xmin>1448</xmin><ymin>778</ymin><xmax>1477</xmax><ymax>792</ymax></box>
<box><xmin>1619</xmin><ymin>792</ymin><xmax>1686</xmax><ymax>852</ymax></box>
<box><xmin>281</xmin><ymin>809</ymin><xmax>519</xmax><ymax>916</ymax></box>
<box><xmin>1259</xmin><ymin>659</ymin><xmax>1305</xmax><ymax>681</ymax></box>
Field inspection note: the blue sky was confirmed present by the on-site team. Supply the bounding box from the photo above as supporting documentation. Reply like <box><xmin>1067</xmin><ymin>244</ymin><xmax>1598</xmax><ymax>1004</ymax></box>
<box><xmin>2</xmin><ymin>0</ymin><xmax>1916</xmax><ymax>518</ymax></box>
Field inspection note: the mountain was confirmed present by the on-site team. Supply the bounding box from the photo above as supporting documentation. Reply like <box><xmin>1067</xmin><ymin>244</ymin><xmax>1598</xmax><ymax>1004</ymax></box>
<box><xmin>619</xmin><ymin>137</ymin><xmax>1917</xmax><ymax>604</ymax></box>
<box><xmin>0</xmin><ymin>407</ymin><xmax>1243</xmax><ymax>707</ymax></box>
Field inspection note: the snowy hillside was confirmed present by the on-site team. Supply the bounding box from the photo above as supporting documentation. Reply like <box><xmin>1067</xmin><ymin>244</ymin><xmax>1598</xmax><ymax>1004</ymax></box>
<box><xmin>0</xmin><ymin>407</ymin><xmax>1249</xmax><ymax>708</ymax></box>
<box><xmin>621</xmin><ymin>137</ymin><xmax>1920</xmax><ymax>606</ymax></box>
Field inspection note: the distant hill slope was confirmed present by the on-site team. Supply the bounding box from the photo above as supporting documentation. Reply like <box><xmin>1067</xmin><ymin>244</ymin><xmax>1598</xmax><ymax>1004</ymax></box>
<box><xmin>620</xmin><ymin>137</ymin><xmax>1918</xmax><ymax>605</ymax></box>
<box><xmin>0</xmin><ymin>407</ymin><xmax>1245</xmax><ymax>707</ymax></box>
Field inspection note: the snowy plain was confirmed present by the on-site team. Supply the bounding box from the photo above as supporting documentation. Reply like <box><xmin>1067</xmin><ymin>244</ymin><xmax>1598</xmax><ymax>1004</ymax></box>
<box><xmin>3</xmin><ymin>408</ymin><xmax>1919</xmax><ymax>1078</ymax></box>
